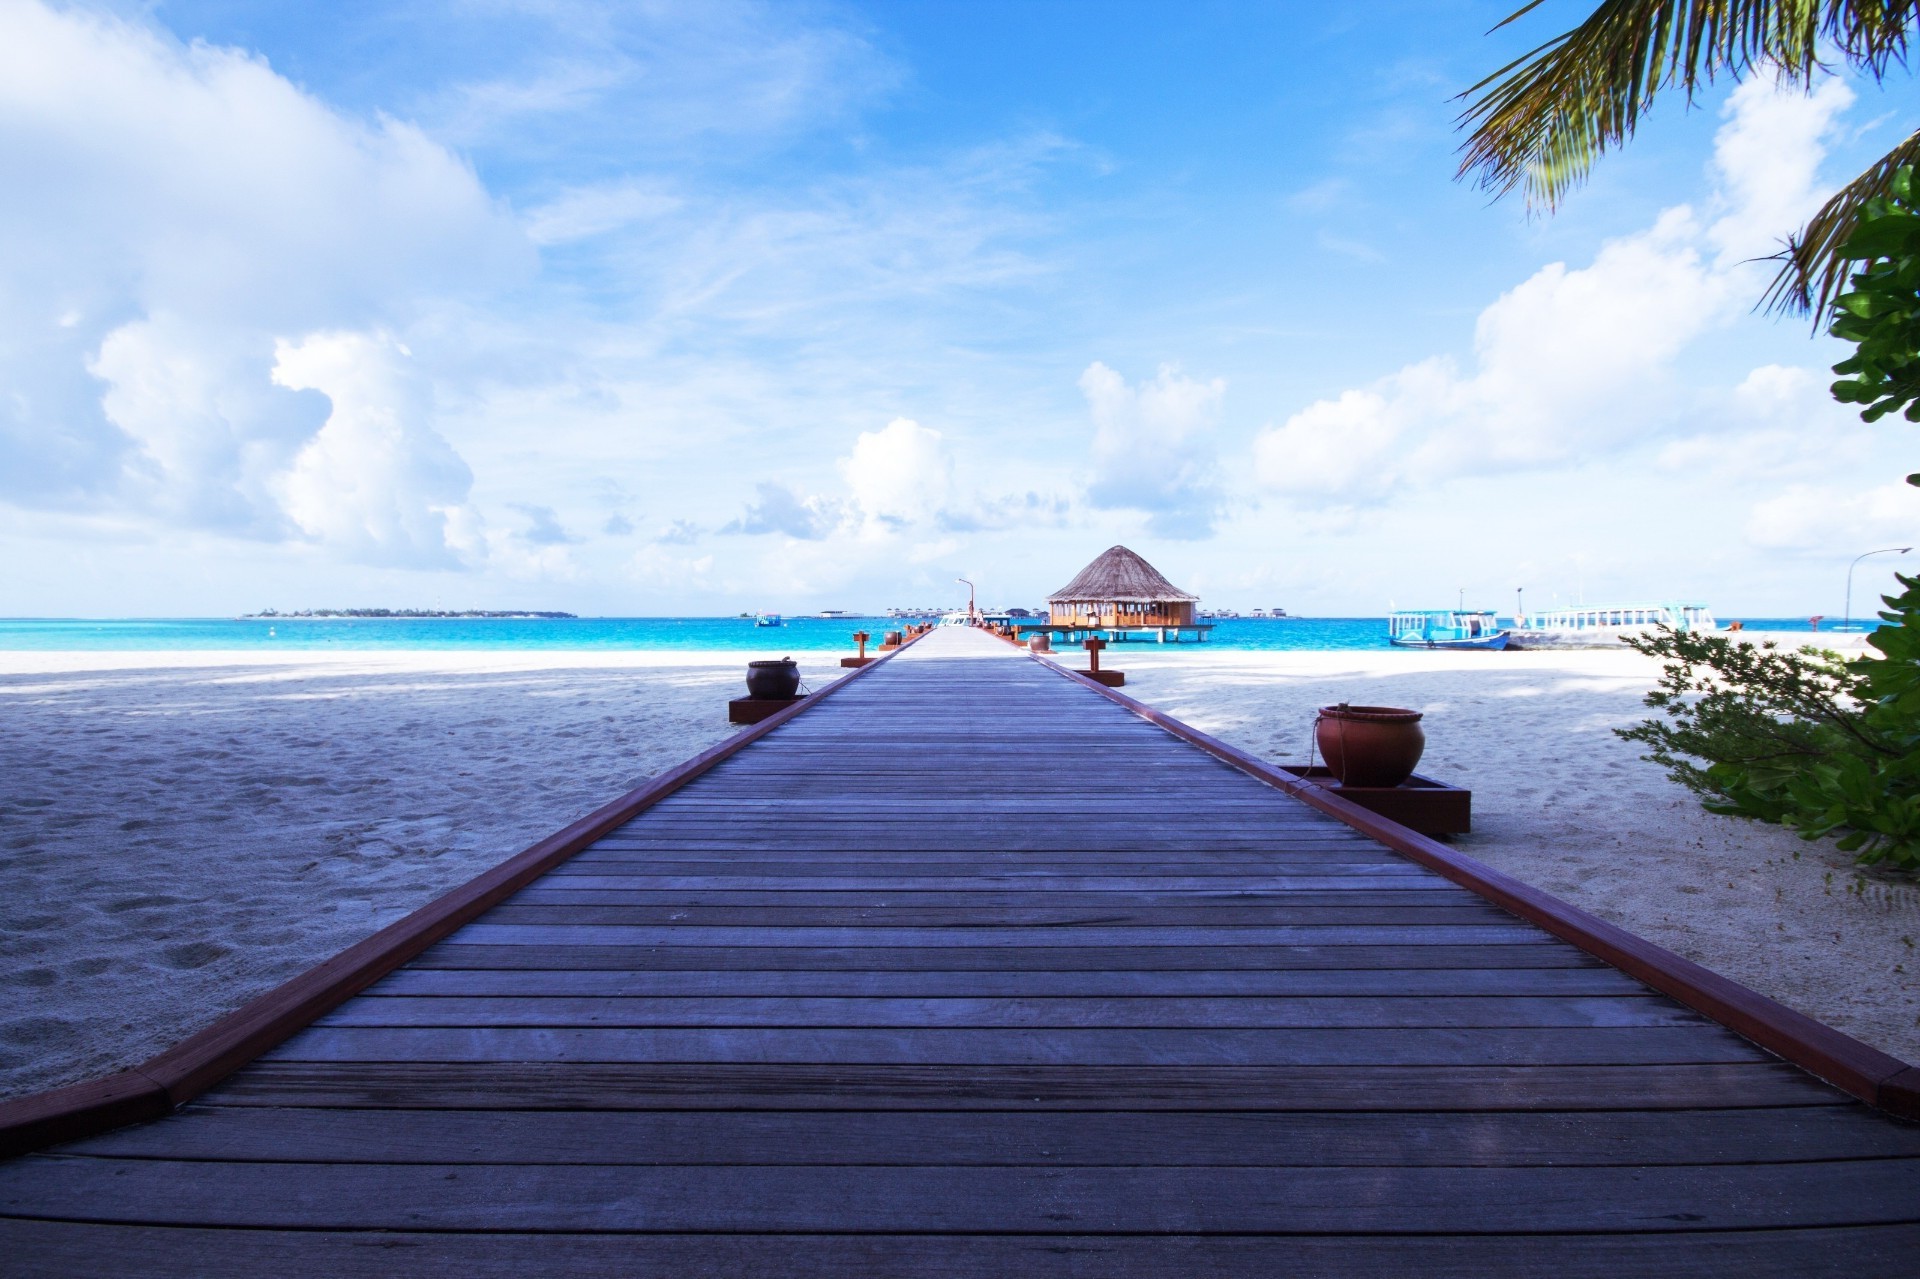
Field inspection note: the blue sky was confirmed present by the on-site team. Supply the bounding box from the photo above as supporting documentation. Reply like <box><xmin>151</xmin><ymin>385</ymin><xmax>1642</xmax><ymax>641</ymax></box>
<box><xmin>1</xmin><ymin>0</ymin><xmax>1914</xmax><ymax>616</ymax></box>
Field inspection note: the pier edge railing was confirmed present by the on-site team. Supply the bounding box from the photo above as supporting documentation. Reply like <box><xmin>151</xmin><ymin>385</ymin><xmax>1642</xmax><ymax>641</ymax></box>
<box><xmin>0</xmin><ymin>632</ymin><xmax>927</xmax><ymax>1158</ymax></box>
<box><xmin>1027</xmin><ymin>651</ymin><xmax>1920</xmax><ymax>1122</ymax></box>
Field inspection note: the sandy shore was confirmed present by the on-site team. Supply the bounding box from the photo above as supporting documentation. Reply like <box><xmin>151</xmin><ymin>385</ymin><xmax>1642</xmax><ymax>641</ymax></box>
<box><xmin>0</xmin><ymin>649</ymin><xmax>842</xmax><ymax>1099</ymax></box>
<box><xmin>1078</xmin><ymin>634</ymin><xmax>1918</xmax><ymax>1065</ymax></box>
<box><xmin>3</xmin><ymin>634</ymin><xmax>1915</xmax><ymax>1101</ymax></box>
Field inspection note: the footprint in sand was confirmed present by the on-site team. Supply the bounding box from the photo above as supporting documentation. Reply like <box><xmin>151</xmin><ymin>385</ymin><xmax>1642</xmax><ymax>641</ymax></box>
<box><xmin>161</xmin><ymin>941</ymin><xmax>230</xmax><ymax>969</ymax></box>
<box><xmin>0</xmin><ymin>1016</ymin><xmax>82</xmax><ymax>1050</ymax></box>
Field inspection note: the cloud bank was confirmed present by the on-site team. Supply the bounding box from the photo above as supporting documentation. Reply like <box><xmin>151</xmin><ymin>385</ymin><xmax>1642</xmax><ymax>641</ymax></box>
<box><xmin>1252</xmin><ymin>78</ymin><xmax>1857</xmax><ymax>515</ymax></box>
<box><xmin>0</xmin><ymin>1</ymin><xmax>527</xmax><ymax>564</ymax></box>
<box><xmin>1082</xmin><ymin>361</ymin><xmax>1224</xmax><ymax>538</ymax></box>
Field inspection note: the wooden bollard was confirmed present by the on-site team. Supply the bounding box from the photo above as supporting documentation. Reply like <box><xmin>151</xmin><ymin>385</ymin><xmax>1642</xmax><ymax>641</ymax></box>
<box><xmin>1082</xmin><ymin>637</ymin><xmax>1123</xmax><ymax>687</ymax></box>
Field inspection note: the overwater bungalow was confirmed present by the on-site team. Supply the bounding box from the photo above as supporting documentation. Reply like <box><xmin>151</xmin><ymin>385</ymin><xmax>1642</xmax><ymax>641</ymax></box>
<box><xmin>1015</xmin><ymin>545</ymin><xmax>1213</xmax><ymax>644</ymax></box>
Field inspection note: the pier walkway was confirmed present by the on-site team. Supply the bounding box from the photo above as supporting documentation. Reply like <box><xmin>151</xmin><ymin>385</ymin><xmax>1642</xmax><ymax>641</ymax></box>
<box><xmin>3</xmin><ymin>625</ymin><xmax>1918</xmax><ymax>1274</ymax></box>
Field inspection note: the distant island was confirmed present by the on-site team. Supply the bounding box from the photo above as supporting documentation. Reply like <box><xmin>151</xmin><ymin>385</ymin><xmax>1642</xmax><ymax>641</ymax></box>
<box><xmin>244</xmin><ymin>609</ymin><xmax>577</xmax><ymax>619</ymax></box>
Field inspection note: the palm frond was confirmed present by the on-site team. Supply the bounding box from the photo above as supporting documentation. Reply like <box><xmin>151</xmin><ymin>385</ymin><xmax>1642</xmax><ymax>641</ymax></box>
<box><xmin>1457</xmin><ymin>1</ymin><xmax>1916</xmax><ymax>212</ymax></box>
<box><xmin>1763</xmin><ymin>129</ymin><xmax>1920</xmax><ymax>314</ymax></box>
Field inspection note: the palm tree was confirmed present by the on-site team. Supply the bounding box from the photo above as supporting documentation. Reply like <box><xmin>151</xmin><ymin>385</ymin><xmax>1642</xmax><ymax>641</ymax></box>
<box><xmin>1456</xmin><ymin>1</ymin><xmax>1920</xmax><ymax>315</ymax></box>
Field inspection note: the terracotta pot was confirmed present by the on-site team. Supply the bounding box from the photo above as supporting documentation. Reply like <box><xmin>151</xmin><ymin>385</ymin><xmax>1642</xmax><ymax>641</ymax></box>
<box><xmin>1315</xmin><ymin>705</ymin><xmax>1425</xmax><ymax>788</ymax></box>
<box><xmin>745</xmin><ymin>658</ymin><xmax>800</xmax><ymax>700</ymax></box>
<box><xmin>883</xmin><ymin>630</ymin><xmax>904</xmax><ymax>647</ymax></box>
<box><xmin>1028</xmin><ymin>635</ymin><xmax>1051</xmax><ymax>653</ymax></box>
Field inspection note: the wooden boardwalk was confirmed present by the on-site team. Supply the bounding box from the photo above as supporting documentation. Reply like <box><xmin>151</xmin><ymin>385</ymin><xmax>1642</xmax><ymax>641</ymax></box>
<box><xmin>4</xmin><ymin>625</ymin><xmax>1918</xmax><ymax>1275</ymax></box>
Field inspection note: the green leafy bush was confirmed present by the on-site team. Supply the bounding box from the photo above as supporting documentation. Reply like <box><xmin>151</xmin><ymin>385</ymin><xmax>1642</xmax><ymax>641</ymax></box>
<box><xmin>1617</xmin><ymin>168</ymin><xmax>1920</xmax><ymax>871</ymax></box>
<box><xmin>1617</xmin><ymin>576</ymin><xmax>1920</xmax><ymax>870</ymax></box>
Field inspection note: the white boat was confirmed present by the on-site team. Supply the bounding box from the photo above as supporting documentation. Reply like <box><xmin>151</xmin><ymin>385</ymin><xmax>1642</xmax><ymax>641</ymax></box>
<box><xmin>937</xmin><ymin>610</ymin><xmax>1012</xmax><ymax>627</ymax></box>
<box><xmin>1507</xmin><ymin>603</ymin><xmax>1716</xmax><ymax>650</ymax></box>
<box><xmin>817</xmin><ymin>609</ymin><xmax>858</xmax><ymax>619</ymax></box>
<box><xmin>1388</xmin><ymin>610</ymin><xmax>1509</xmax><ymax>650</ymax></box>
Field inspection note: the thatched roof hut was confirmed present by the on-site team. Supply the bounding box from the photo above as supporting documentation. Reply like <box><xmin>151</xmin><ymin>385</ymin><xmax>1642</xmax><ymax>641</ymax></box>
<box><xmin>1048</xmin><ymin>546</ymin><xmax>1198</xmax><ymax>628</ymax></box>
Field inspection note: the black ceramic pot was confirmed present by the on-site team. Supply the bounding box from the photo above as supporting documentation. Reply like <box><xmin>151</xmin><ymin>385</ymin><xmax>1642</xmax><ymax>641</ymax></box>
<box><xmin>746</xmin><ymin>658</ymin><xmax>801</xmax><ymax>700</ymax></box>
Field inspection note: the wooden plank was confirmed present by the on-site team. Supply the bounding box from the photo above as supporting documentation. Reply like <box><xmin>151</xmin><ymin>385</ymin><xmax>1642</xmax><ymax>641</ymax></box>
<box><xmin>6</xmin><ymin>1156</ymin><xmax>1916</xmax><ymax>1232</ymax></box>
<box><xmin>65</xmin><ymin>1105</ymin><xmax>1920</xmax><ymax>1166</ymax></box>
<box><xmin>198</xmin><ymin>1060</ymin><xmax>1849</xmax><ymax>1112</ymax></box>
<box><xmin>315</xmin><ymin>994</ymin><xmax>1698</xmax><ymax>1030</ymax></box>
<box><xmin>546</xmin><ymin>863</ymin><xmax>1422</xmax><ymax>879</ymax></box>
<box><xmin>570</xmin><ymin>842</ymin><xmax>1399</xmax><ymax>856</ymax></box>
<box><xmin>475</xmin><ymin>903</ymin><xmax>1514</xmax><ymax>927</ymax></box>
<box><xmin>10</xmin><ymin>1221</ymin><xmax>1919</xmax><ymax>1279</ymax></box>
<box><xmin>444</xmin><ymin>923</ymin><xmax>1552</xmax><ymax>947</ymax></box>
<box><xmin>570</xmin><ymin>845</ymin><xmax>1398</xmax><ymax>859</ymax></box>
<box><xmin>509</xmin><ymin>870</ymin><xmax>1478</xmax><ymax>890</ymax></box>
<box><xmin>508</xmin><ymin>886</ymin><xmax>1489</xmax><ymax>905</ymax></box>
<box><xmin>366</xmin><ymin>967</ymin><xmax>1651</xmax><ymax>998</ymax></box>
<box><xmin>407</xmin><ymin>943</ymin><xmax>1603</xmax><ymax>971</ymax></box>
<box><xmin>261</xmin><ymin>1024</ymin><xmax>1768</xmax><ymax>1066</ymax></box>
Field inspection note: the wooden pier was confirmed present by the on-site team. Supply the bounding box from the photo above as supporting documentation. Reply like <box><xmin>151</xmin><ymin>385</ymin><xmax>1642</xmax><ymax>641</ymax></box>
<box><xmin>3</xmin><ymin>625</ymin><xmax>1917</xmax><ymax>1274</ymax></box>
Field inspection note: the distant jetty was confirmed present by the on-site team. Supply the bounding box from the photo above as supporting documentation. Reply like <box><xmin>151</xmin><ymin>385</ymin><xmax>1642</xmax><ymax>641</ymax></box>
<box><xmin>244</xmin><ymin>609</ymin><xmax>577</xmax><ymax>620</ymax></box>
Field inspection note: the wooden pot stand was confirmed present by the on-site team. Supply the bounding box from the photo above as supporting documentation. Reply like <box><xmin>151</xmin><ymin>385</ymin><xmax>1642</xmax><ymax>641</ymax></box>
<box><xmin>1280</xmin><ymin>766</ymin><xmax>1470</xmax><ymax>837</ymax></box>
<box><xmin>729</xmin><ymin>696</ymin><xmax>806</xmax><ymax>725</ymax></box>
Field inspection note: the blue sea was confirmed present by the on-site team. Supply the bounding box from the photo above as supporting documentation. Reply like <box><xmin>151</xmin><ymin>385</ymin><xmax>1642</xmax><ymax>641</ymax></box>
<box><xmin>0</xmin><ymin>616</ymin><xmax>1864</xmax><ymax>652</ymax></box>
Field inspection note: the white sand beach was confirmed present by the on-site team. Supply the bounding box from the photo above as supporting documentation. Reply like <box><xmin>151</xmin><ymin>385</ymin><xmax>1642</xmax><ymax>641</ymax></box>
<box><xmin>0</xmin><ymin>650</ymin><xmax>840</xmax><ymax>1099</ymax></box>
<box><xmin>3</xmin><ymin>635</ymin><xmax>1915</xmax><ymax>1101</ymax></box>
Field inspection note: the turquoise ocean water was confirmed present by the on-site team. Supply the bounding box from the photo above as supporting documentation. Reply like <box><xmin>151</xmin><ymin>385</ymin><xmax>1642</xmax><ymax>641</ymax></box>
<box><xmin>0</xmin><ymin>616</ymin><xmax>1865</xmax><ymax>652</ymax></box>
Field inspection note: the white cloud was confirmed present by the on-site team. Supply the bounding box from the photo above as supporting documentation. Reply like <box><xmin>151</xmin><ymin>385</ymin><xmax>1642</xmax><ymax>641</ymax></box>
<box><xmin>1252</xmin><ymin>80</ymin><xmax>1853</xmax><ymax>508</ymax></box>
<box><xmin>269</xmin><ymin>332</ymin><xmax>479</xmax><ymax>568</ymax></box>
<box><xmin>1707</xmin><ymin>76</ymin><xmax>1856</xmax><ymax>264</ymax></box>
<box><xmin>838</xmin><ymin>418</ymin><xmax>954</xmax><ymax>527</ymax></box>
<box><xmin>1732</xmin><ymin>363</ymin><xmax>1825</xmax><ymax>417</ymax></box>
<box><xmin>721</xmin><ymin>481</ymin><xmax>844</xmax><ymax>539</ymax></box>
<box><xmin>88</xmin><ymin>316</ymin><xmax>317</xmax><ymax>536</ymax></box>
<box><xmin>423</xmin><ymin>1</ymin><xmax>897</xmax><ymax>151</ymax></box>
<box><xmin>511</xmin><ymin>503</ymin><xmax>583</xmax><ymax>546</ymax></box>
<box><xmin>1744</xmin><ymin>480</ymin><xmax>1920</xmax><ymax>552</ymax></box>
<box><xmin>657</xmin><ymin>519</ymin><xmax>702</xmax><ymax>545</ymax></box>
<box><xmin>1082</xmin><ymin>361</ymin><xmax>1224</xmax><ymax>538</ymax></box>
<box><xmin>642</xmin><ymin>136</ymin><xmax>1062</xmax><ymax>331</ymax></box>
<box><xmin>0</xmin><ymin>0</ymin><xmax>527</xmax><ymax>556</ymax></box>
<box><xmin>1254</xmin><ymin>383</ymin><xmax>1409</xmax><ymax>499</ymax></box>
<box><xmin>525</xmin><ymin>181</ymin><xmax>684</xmax><ymax>245</ymax></box>
<box><xmin>629</xmin><ymin>544</ymin><xmax>716</xmax><ymax>590</ymax></box>
<box><xmin>724</xmin><ymin>417</ymin><xmax>1006</xmax><ymax>544</ymax></box>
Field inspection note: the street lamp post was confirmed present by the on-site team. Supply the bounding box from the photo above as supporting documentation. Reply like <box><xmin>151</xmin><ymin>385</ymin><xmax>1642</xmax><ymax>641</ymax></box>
<box><xmin>1844</xmin><ymin>547</ymin><xmax>1911</xmax><ymax>632</ymax></box>
<box><xmin>956</xmin><ymin>576</ymin><xmax>976</xmax><ymax>622</ymax></box>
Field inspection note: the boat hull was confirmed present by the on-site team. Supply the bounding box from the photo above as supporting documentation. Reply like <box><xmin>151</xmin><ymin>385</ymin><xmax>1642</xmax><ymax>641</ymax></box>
<box><xmin>1505</xmin><ymin>627</ymin><xmax>1662</xmax><ymax>650</ymax></box>
<box><xmin>1389</xmin><ymin>632</ymin><xmax>1510</xmax><ymax>651</ymax></box>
